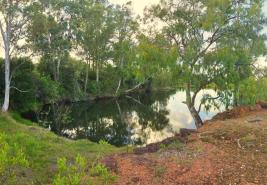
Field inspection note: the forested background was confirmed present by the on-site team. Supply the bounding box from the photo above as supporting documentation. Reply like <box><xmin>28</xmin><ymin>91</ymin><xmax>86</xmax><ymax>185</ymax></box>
<box><xmin>0</xmin><ymin>0</ymin><xmax>267</xmax><ymax>118</ymax></box>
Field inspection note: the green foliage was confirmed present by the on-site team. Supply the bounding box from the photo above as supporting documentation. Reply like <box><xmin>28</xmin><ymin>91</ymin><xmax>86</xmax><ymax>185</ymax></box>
<box><xmin>238</xmin><ymin>77</ymin><xmax>267</xmax><ymax>105</ymax></box>
<box><xmin>0</xmin><ymin>0</ymin><xmax>265</xmax><ymax>124</ymax></box>
<box><xmin>36</xmin><ymin>74</ymin><xmax>60</xmax><ymax>104</ymax></box>
<box><xmin>9</xmin><ymin>58</ymin><xmax>40</xmax><ymax>112</ymax></box>
<box><xmin>144</xmin><ymin>0</ymin><xmax>266</xmax><ymax>119</ymax></box>
<box><xmin>167</xmin><ymin>141</ymin><xmax>184</xmax><ymax>151</ymax></box>
<box><xmin>239</xmin><ymin>77</ymin><xmax>257</xmax><ymax>105</ymax></box>
<box><xmin>53</xmin><ymin>155</ymin><xmax>87</xmax><ymax>185</ymax></box>
<box><xmin>159</xmin><ymin>143</ymin><xmax>166</xmax><ymax>150</ymax></box>
<box><xmin>0</xmin><ymin>133</ymin><xmax>29</xmax><ymax>185</ymax></box>
<box><xmin>53</xmin><ymin>155</ymin><xmax>116</xmax><ymax>185</ymax></box>
<box><xmin>99</xmin><ymin>140</ymin><xmax>111</xmax><ymax>146</ymax></box>
<box><xmin>134</xmin><ymin>34</ymin><xmax>178</xmax><ymax>82</ymax></box>
<box><xmin>154</xmin><ymin>165</ymin><xmax>166</xmax><ymax>177</ymax></box>
<box><xmin>0</xmin><ymin>57</ymin><xmax>61</xmax><ymax>112</ymax></box>
<box><xmin>0</xmin><ymin>113</ymin><xmax>124</xmax><ymax>184</ymax></box>
<box><xmin>10</xmin><ymin>112</ymin><xmax>33</xmax><ymax>126</ymax></box>
<box><xmin>256</xmin><ymin>77</ymin><xmax>267</xmax><ymax>101</ymax></box>
<box><xmin>90</xmin><ymin>163</ymin><xmax>117</xmax><ymax>185</ymax></box>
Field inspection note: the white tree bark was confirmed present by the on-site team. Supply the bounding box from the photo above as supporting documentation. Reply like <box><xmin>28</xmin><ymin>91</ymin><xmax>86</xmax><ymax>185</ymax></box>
<box><xmin>96</xmin><ymin>60</ymin><xmax>99</xmax><ymax>83</ymax></box>
<box><xmin>0</xmin><ymin>0</ymin><xmax>28</xmax><ymax>112</ymax></box>
<box><xmin>0</xmin><ymin>18</ymin><xmax>11</xmax><ymax>112</ymax></box>
<box><xmin>2</xmin><ymin>47</ymin><xmax>11</xmax><ymax>112</ymax></box>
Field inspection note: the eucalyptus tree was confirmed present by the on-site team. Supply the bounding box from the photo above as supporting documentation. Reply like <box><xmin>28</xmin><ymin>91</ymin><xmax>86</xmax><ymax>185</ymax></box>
<box><xmin>27</xmin><ymin>0</ymin><xmax>72</xmax><ymax>82</ymax></box>
<box><xmin>0</xmin><ymin>0</ymin><xmax>33</xmax><ymax>112</ymax></box>
<box><xmin>66</xmin><ymin>0</ymin><xmax>94</xmax><ymax>93</ymax></box>
<box><xmin>134</xmin><ymin>33</ymin><xmax>178</xmax><ymax>85</ymax></box>
<box><xmin>111</xmin><ymin>2</ymin><xmax>138</xmax><ymax>94</ymax></box>
<box><xmin>72</xmin><ymin>0</ymin><xmax>117</xmax><ymax>92</ymax></box>
<box><xmin>217</xmin><ymin>4</ymin><xmax>267</xmax><ymax>106</ymax></box>
<box><xmin>147</xmin><ymin>0</ymin><xmax>266</xmax><ymax>128</ymax></box>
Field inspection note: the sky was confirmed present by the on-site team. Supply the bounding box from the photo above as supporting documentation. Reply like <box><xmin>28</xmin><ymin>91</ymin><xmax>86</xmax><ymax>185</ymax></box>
<box><xmin>110</xmin><ymin>0</ymin><xmax>160</xmax><ymax>16</ymax></box>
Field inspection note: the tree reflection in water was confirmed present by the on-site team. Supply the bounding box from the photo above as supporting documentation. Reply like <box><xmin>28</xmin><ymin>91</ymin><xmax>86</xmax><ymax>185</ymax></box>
<box><xmin>37</xmin><ymin>90</ymin><xmax>221</xmax><ymax>146</ymax></box>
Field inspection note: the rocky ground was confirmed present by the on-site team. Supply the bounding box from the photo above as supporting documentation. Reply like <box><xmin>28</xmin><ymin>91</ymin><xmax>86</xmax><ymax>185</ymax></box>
<box><xmin>103</xmin><ymin>104</ymin><xmax>267</xmax><ymax>185</ymax></box>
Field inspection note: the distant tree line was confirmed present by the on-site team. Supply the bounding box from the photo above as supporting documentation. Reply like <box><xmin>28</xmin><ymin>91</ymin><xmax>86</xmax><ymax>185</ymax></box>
<box><xmin>0</xmin><ymin>0</ymin><xmax>266</xmax><ymax>128</ymax></box>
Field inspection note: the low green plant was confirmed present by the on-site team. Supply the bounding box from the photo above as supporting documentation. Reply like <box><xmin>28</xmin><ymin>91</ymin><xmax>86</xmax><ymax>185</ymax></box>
<box><xmin>159</xmin><ymin>143</ymin><xmax>166</xmax><ymax>150</ymax></box>
<box><xmin>53</xmin><ymin>155</ymin><xmax>88</xmax><ymax>185</ymax></box>
<box><xmin>0</xmin><ymin>133</ymin><xmax>29</xmax><ymax>185</ymax></box>
<box><xmin>99</xmin><ymin>140</ymin><xmax>111</xmax><ymax>146</ymax></box>
<box><xmin>167</xmin><ymin>141</ymin><xmax>184</xmax><ymax>151</ymax></box>
<box><xmin>90</xmin><ymin>163</ymin><xmax>116</xmax><ymax>185</ymax></box>
<box><xmin>154</xmin><ymin>166</ymin><xmax>166</xmax><ymax>177</ymax></box>
<box><xmin>53</xmin><ymin>154</ymin><xmax>116</xmax><ymax>185</ymax></box>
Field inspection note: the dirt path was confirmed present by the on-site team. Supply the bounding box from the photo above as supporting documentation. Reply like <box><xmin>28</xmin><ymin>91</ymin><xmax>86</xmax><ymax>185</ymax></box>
<box><xmin>104</xmin><ymin>105</ymin><xmax>267</xmax><ymax>185</ymax></box>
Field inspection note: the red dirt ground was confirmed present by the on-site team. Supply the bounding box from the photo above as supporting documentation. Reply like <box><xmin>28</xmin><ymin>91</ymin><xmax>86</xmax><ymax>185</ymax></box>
<box><xmin>103</xmin><ymin>105</ymin><xmax>267</xmax><ymax>185</ymax></box>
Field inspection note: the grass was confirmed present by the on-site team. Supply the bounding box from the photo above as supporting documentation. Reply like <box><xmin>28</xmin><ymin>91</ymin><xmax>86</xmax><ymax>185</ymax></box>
<box><xmin>167</xmin><ymin>141</ymin><xmax>184</xmax><ymax>151</ymax></box>
<box><xmin>154</xmin><ymin>165</ymin><xmax>166</xmax><ymax>177</ymax></box>
<box><xmin>0</xmin><ymin>113</ymin><xmax>126</xmax><ymax>184</ymax></box>
<box><xmin>159</xmin><ymin>141</ymin><xmax>184</xmax><ymax>151</ymax></box>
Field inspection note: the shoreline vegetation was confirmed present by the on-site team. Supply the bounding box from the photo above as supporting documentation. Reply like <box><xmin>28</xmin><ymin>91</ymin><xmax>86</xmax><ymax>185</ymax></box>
<box><xmin>0</xmin><ymin>0</ymin><xmax>266</xmax><ymax>184</ymax></box>
<box><xmin>0</xmin><ymin>112</ymin><xmax>126</xmax><ymax>184</ymax></box>
<box><xmin>1</xmin><ymin>103</ymin><xmax>267</xmax><ymax>184</ymax></box>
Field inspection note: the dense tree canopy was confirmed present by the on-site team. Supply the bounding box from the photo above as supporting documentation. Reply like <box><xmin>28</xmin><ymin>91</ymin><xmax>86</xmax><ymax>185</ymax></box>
<box><xmin>145</xmin><ymin>0</ymin><xmax>267</xmax><ymax>127</ymax></box>
<box><xmin>0</xmin><ymin>0</ymin><xmax>266</xmax><ymax>129</ymax></box>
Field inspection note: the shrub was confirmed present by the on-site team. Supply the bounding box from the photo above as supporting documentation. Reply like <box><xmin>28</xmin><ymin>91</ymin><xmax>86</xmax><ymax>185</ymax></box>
<box><xmin>90</xmin><ymin>163</ymin><xmax>116</xmax><ymax>185</ymax></box>
<box><xmin>53</xmin><ymin>154</ymin><xmax>116</xmax><ymax>185</ymax></box>
<box><xmin>98</xmin><ymin>140</ymin><xmax>111</xmax><ymax>146</ymax></box>
<box><xmin>53</xmin><ymin>155</ymin><xmax>87</xmax><ymax>185</ymax></box>
<box><xmin>0</xmin><ymin>133</ymin><xmax>29</xmax><ymax>185</ymax></box>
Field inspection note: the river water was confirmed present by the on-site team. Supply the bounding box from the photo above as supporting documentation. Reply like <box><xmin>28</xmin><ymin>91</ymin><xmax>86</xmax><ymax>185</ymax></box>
<box><xmin>36</xmin><ymin>90</ymin><xmax>224</xmax><ymax>146</ymax></box>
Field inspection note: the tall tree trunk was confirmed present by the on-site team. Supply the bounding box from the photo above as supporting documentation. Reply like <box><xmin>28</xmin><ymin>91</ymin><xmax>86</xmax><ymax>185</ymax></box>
<box><xmin>56</xmin><ymin>59</ymin><xmax>61</xmax><ymax>82</ymax></box>
<box><xmin>1</xmin><ymin>19</ymin><xmax>11</xmax><ymax>112</ymax></box>
<box><xmin>187</xmin><ymin>104</ymin><xmax>203</xmax><ymax>128</ymax></box>
<box><xmin>2</xmin><ymin>51</ymin><xmax>10</xmax><ymax>112</ymax></box>
<box><xmin>84</xmin><ymin>58</ymin><xmax>90</xmax><ymax>93</ymax></box>
<box><xmin>185</xmin><ymin>83</ymin><xmax>203</xmax><ymax>128</ymax></box>
<box><xmin>96</xmin><ymin>60</ymin><xmax>99</xmax><ymax>83</ymax></box>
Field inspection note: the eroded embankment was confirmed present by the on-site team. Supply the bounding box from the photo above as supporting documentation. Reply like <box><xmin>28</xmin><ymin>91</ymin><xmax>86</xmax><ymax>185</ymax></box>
<box><xmin>103</xmin><ymin>104</ymin><xmax>267</xmax><ymax>185</ymax></box>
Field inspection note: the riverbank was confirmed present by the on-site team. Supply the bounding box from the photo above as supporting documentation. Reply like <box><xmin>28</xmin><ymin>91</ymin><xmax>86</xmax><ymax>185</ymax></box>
<box><xmin>0</xmin><ymin>113</ymin><xmax>126</xmax><ymax>184</ymax></box>
<box><xmin>1</xmin><ymin>104</ymin><xmax>267</xmax><ymax>184</ymax></box>
<box><xmin>103</xmin><ymin>104</ymin><xmax>267</xmax><ymax>185</ymax></box>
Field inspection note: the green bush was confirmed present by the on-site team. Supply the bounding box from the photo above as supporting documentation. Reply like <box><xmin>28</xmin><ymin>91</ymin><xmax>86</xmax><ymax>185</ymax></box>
<box><xmin>239</xmin><ymin>77</ymin><xmax>257</xmax><ymax>105</ymax></box>
<box><xmin>0</xmin><ymin>133</ymin><xmax>29</xmax><ymax>185</ymax></box>
<box><xmin>239</xmin><ymin>77</ymin><xmax>267</xmax><ymax>105</ymax></box>
<box><xmin>90</xmin><ymin>163</ymin><xmax>116</xmax><ymax>185</ymax></box>
<box><xmin>53</xmin><ymin>155</ymin><xmax>87</xmax><ymax>185</ymax></box>
<box><xmin>53</xmin><ymin>155</ymin><xmax>116</xmax><ymax>185</ymax></box>
<box><xmin>256</xmin><ymin>77</ymin><xmax>267</xmax><ymax>102</ymax></box>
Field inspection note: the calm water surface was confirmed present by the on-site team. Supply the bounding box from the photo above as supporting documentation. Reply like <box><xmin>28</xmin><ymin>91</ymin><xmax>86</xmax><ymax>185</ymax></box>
<box><xmin>36</xmin><ymin>90</ymin><xmax>224</xmax><ymax>146</ymax></box>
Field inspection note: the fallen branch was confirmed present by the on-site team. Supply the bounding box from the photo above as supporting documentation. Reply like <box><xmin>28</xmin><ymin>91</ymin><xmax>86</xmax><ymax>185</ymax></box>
<box><xmin>124</xmin><ymin>78</ymin><xmax>152</xmax><ymax>94</ymax></box>
<box><xmin>126</xmin><ymin>95</ymin><xmax>143</xmax><ymax>105</ymax></box>
<box><xmin>10</xmin><ymin>86</ymin><xmax>30</xmax><ymax>93</ymax></box>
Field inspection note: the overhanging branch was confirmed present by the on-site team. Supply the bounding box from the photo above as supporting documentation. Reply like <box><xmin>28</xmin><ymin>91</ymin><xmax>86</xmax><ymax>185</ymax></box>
<box><xmin>10</xmin><ymin>86</ymin><xmax>30</xmax><ymax>93</ymax></box>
